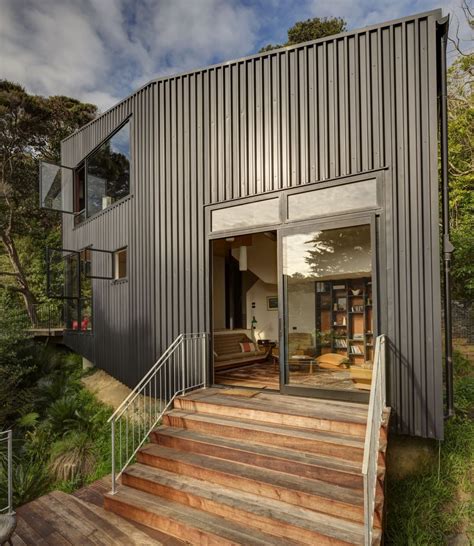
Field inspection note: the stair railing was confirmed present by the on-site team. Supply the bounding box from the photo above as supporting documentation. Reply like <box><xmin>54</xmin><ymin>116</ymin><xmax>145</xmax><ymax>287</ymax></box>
<box><xmin>108</xmin><ymin>332</ymin><xmax>208</xmax><ymax>494</ymax></box>
<box><xmin>362</xmin><ymin>334</ymin><xmax>387</xmax><ymax>546</ymax></box>
<box><xmin>0</xmin><ymin>430</ymin><xmax>14</xmax><ymax>515</ymax></box>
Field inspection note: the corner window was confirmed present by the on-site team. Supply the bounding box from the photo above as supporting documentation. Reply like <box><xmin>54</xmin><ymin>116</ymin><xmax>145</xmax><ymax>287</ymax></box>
<box><xmin>86</xmin><ymin>122</ymin><xmax>130</xmax><ymax>217</ymax></box>
<box><xmin>114</xmin><ymin>248</ymin><xmax>127</xmax><ymax>280</ymax></box>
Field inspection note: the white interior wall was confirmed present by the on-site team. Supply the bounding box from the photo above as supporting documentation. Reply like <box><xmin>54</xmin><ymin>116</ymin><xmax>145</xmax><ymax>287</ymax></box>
<box><xmin>246</xmin><ymin>280</ymin><xmax>279</xmax><ymax>341</ymax></box>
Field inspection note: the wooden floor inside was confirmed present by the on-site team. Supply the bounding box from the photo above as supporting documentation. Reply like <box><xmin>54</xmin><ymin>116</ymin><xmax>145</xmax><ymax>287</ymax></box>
<box><xmin>215</xmin><ymin>359</ymin><xmax>361</xmax><ymax>391</ymax></box>
<box><xmin>11</xmin><ymin>477</ymin><xmax>182</xmax><ymax>545</ymax></box>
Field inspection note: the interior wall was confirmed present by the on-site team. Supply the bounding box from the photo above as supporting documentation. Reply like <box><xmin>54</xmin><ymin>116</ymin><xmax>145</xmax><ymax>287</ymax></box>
<box><xmin>246</xmin><ymin>280</ymin><xmax>279</xmax><ymax>341</ymax></box>
<box><xmin>213</xmin><ymin>255</ymin><xmax>226</xmax><ymax>329</ymax></box>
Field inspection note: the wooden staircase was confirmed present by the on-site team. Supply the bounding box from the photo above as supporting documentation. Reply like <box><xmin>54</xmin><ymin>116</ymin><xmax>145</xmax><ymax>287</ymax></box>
<box><xmin>104</xmin><ymin>387</ymin><xmax>387</xmax><ymax>545</ymax></box>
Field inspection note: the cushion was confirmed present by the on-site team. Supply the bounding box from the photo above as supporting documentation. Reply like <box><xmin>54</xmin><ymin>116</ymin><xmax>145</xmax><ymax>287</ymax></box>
<box><xmin>213</xmin><ymin>333</ymin><xmax>250</xmax><ymax>355</ymax></box>
<box><xmin>240</xmin><ymin>341</ymin><xmax>256</xmax><ymax>353</ymax></box>
<box><xmin>316</xmin><ymin>353</ymin><xmax>347</xmax><ymax>369</ymax></box>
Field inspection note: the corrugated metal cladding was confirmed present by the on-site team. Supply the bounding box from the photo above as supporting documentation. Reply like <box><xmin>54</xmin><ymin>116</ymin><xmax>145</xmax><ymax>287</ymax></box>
<box><xmin>61</xmin><ymin>10</ymin><xmax>444</xmax><ymax>439</ymax></box>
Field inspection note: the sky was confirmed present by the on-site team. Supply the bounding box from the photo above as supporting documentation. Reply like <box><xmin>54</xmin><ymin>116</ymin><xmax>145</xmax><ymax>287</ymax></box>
<box><xmin>1</xmin><ymin>0</ymin><xmax>471</xmax><ymax>112</ymax></box>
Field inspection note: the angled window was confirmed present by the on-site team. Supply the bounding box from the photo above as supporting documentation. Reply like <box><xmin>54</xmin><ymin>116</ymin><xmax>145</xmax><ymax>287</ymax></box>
<box><xmin>39</xmin><ymin>162</ymin><xmax>75</xmax><ymax>213</ymax></box>
<box><xmin>86</xmin><ymin>122</ymin><xmax>130</xmax><ymax>217</ymax></box>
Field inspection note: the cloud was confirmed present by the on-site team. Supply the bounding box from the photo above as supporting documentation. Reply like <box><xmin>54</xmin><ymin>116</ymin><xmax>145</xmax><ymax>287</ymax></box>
<box><xmin>0</xmin><ymin>0</ymin><xmax>260</xmax><ymax>111</ymax></box>
<box><xmin>0</xmin><ymin>0</ymin><xmax>471</xmax><ymax>112</ymax></box>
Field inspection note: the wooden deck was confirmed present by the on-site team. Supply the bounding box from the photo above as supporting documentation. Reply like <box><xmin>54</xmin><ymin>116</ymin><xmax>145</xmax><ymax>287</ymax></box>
<box><xmin>12</xmin><ymin>477</ymin><xmax>183</xmax><ymax>545</ymax></box>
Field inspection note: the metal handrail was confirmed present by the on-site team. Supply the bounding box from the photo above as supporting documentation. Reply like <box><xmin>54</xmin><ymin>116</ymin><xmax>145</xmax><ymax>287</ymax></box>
<box><xmin>362</xmin><ymin>334</ymin><xmax>387</xmax><ymax>545</ymax></box>
<box><xmin>0</xmin><ymin>430</ymin><xmax>13</xmax><ymax>515</ymax></box>
<box><xmin>108</xmin><ymin>332</ymin><xmax>208</xmax><ymax>494</ymax></box>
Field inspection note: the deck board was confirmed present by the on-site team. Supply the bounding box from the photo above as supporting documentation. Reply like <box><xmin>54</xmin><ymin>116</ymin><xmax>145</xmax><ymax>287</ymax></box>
<box><xmin>12</xmin><ymin>478</ymin><xmax>185</xmax><ymax>545</ymax></box>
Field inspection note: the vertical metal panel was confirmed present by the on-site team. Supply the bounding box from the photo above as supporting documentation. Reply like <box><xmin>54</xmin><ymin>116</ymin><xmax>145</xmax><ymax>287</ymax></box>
<box><xmin>60</xmin><ymin>10</ymin><xmax>443</xmax><ymax>439</ymax></box>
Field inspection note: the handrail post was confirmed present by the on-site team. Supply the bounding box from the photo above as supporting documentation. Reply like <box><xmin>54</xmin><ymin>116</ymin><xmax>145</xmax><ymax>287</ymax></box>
<box><xmin>202</xmin><ymin>333</ymin><xmax>207</xmax><ymax>386</ymax></box>
<box><xmin>180</xmin><ymin>338</ymin><xmax>185</xmax><ymax>394</ymax></box>
<box><xmin>108</xmin><ymin>332</ymin><xmax>208</xmax><ymax>494</ymax></box>
<box><xmin>7</xmin><ymin>429</ymin><xmax>13</xmax><ymax>515</ymax></box>
<box><xmin>111</xmin><ymin>419</ymin><xmax>116</xmax><ymax>494</ymax></box>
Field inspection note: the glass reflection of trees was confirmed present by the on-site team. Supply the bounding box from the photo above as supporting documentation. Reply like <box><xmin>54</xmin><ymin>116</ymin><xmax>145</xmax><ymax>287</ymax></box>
<box><xmin>87</xmin><ymin>122</ymin><xmax>130</xmax><ymax>216</ymax></box>
<box><xmin>287</xmin><ymin>226</ymin><xmax>371</xmax><ymax>282</ymax></box>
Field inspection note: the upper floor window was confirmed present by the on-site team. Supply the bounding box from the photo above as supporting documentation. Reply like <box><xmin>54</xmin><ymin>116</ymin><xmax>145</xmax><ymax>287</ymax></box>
<box><xmin>85</xmin><ymin>122</ymin><xmax>131</xmax><ymax>217</ymax></box>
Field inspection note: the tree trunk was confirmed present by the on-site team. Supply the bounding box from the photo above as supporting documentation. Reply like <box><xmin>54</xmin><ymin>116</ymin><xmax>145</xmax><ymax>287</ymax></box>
<box><xmin>1</xmin><ymin>231</ymin><xmax>38</xmax><ymax>325</ymax></box>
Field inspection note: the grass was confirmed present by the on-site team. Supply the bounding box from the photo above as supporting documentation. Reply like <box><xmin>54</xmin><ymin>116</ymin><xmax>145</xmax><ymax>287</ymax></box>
<box><xmin>385</xmin><ymin>350</ymin><xmax>474</xmax><ymax>545</ymax></box>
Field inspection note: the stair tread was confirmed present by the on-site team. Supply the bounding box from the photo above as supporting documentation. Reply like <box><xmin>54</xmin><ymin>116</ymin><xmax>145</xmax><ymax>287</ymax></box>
<box><xmin>106</xmin><ymin>485</ymin><xmax>304</xmax><ymax>545</ymax></box>
<box><xmin>165</xmin><ymin>409</ymin><xmax>365</xmax><ymax>448</ymax></box>
<box><xmin>178</xmin><ymin>388</ymin><xmax>368</xmax><ymax>425</ymax></box>
<box><xmin>154</xmin><ymin>425</ymin><xmax>362</xmax><ymax>474</ymax></box>
<box><xmin>139</xmin><ymin>443</ymin><xmax>364</xmax><ymax>505</ymax></box>
<box><xmin>124</xmin><ymin>463</ymin><xmax>366</xmax><ymax>544</ymax></box>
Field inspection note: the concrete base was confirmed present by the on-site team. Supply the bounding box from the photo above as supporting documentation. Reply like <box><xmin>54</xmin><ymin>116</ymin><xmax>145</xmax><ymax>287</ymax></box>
<box><xmin>386</xmin><ymin>433</ymin><xmax>439</xmax><ymax>480</ymax></box>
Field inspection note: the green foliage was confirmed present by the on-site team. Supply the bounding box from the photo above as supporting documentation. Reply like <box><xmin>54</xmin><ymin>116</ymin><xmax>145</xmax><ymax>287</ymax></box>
<box><xmin>0</xmin><ymin>335</ymin><xmax>113</xmax><ymax>507</ymax></box>
<box><xmin>49</xmin><ymin>431</ymin><xmax>97</xmax><ymax>482</ymax></box>
<box><xmin>385</xmin><ymin>351</ymin><xmax>474</xmax><ymax>544</ymax></box>
<box><xmin>259</xmin><ymin>16</ymin><xmax>346</xmax><ymax>52</ymax></box>
<box><xmin>447</xmin><ymin>54</ymin><xmax>474</xmax><ymax>301</ymax></box>
<box><xmin>0</xmin><ymin>80</ymin><xmax>97</xmax><ymax>319</ymax></box>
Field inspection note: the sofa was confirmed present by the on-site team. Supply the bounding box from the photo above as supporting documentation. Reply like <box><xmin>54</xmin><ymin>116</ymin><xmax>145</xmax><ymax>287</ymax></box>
<box><xmin>213</xmin><ymin>330</ymin><xmax>270</xmax><ymax>371</ymax></box>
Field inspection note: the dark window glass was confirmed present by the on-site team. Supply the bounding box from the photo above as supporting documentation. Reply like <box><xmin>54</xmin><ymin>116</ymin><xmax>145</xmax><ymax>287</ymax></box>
<box><xmin>86</xmin><ymin>122</ymin><xmax>130</xmax><ymax>216</ymax></box>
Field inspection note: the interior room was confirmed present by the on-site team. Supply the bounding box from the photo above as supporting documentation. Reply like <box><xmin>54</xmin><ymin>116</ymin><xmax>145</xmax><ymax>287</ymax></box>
<box><xmin>212</xmin><ymin>224</ymin><xmax>374</xmax><ymax>393</ymax></box>
<box><xmin>212</xmin><ymin>232</ymin><xmax>279</xmax><ymax>389</ymax></box>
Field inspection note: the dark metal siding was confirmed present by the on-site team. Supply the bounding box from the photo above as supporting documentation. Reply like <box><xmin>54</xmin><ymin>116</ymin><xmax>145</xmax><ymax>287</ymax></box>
<box><xmin>61</xmin><ymin>10</ymin><xmax>443</xmax><ymax>439</ymax></box>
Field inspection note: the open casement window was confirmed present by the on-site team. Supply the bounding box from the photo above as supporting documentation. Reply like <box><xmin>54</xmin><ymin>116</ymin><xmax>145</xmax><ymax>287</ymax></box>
<box><xmin>39</xmin><ymin>120</ymin><xmax>131</xmax><ymax>222</ymax></box>
<box><xmin>81</xmin><ymin>248</ymin><xmax>115</xmax><ymax>280</ymax></box>
<box><xmin>39</xmin><ymin>162</ymin><xmax>75</xmax><ymax>214</ymax></box>
<box><xmin>46</xmin><ymin>246</ymin><xmax>115</xmax><ymax>332</ymax></box>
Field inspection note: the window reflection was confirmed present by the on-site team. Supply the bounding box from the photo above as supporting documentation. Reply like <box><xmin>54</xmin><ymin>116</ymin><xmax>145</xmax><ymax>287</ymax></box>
<box><xmin>86</xmin><ymin>122</ymin><xmax>130</xmax><ymax>216</ymax></box>
<box><xmin>287</xmin><ymin>179</ymin><xmax>377</xmax><ymax>221</ymax></box>
<box><xmin>283</xmin><ymin>225</ymin><xmax>373</xmax><ymax>393</ymax></box>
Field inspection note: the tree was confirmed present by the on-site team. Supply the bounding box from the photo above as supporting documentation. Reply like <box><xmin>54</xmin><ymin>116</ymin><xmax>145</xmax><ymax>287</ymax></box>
<box><xmin>0</xmin><ymin>81</ymin><xmax>96</xmax><ymax>322</ymax></box>
<box><xmin>447</xmin><ymin>53</ymin><xmax>474</xmax><ymax>300</ymax></box>
<box><xmin>259</xmin><ymin>17</ymin><xmax>346</xmax><ymax>52</ymax></box>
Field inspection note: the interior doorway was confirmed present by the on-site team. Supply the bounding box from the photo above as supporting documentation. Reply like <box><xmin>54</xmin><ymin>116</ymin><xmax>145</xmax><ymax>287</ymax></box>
<box><xmin>211</xmin><ymin>231</ymin><xmax>279</xmax><ymax>390</ymax></box>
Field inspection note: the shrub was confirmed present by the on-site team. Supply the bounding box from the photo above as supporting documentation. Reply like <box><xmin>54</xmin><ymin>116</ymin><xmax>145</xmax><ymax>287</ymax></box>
<box><xmin>49</xmin><ymin>431</ymin><xmax>97</xmax><ymax>483</ymax></box>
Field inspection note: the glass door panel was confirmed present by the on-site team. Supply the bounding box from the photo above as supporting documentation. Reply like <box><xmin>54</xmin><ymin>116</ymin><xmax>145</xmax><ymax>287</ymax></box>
<box><xmin>281</xmin><ymin>223</ymin><xmax>373</xmax><ymax>397</ymax></box>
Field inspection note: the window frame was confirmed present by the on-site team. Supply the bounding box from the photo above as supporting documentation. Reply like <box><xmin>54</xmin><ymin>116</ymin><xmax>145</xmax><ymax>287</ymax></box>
<box><xmin>73</xmin><ymin>117</ymin><xmax>132</xmax><ymax>224</ymax></box>
<box><xmin>113</xmin><ymin>247</ymin><xmax>128</xmax><ymax>281</ymax></box>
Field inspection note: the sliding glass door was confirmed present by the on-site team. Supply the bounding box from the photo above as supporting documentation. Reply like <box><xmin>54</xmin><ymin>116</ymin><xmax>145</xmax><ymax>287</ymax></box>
<box><xmin>279</xmin><ymin>217</ymin><xmax>376</xmax><ymax>401</ymax></box>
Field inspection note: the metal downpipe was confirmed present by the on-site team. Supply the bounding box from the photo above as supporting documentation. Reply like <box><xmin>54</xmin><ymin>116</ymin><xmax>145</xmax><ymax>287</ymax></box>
<box><xmin>438</xmin><ymin>15</ymin><xmax>455</xmax><ymax>418</ymax></box>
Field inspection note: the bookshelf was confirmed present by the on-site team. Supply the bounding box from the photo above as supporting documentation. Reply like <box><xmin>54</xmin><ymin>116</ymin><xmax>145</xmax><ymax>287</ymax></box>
<box><xmin>315</xmin><ymin>277</ymin><xmax>373</xmax><ymax>364</ymax></box>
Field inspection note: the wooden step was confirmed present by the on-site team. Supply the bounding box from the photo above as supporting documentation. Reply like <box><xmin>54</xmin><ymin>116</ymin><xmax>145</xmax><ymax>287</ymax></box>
<box><xmin>163</xmin><ymin>409</ymin><xmax>366</xmax><ymax>462</ymax></box>
<box><xmin>174</xmin><ymin>388</ymin><xmax>368</xmax><ymax>437</ymax></box>
<box><xmin>152</xmin><ymin>425</ymin><xmax>364</xmax><ymax>489</ymax></box>
<box><xmin>122</xmin><ymin>463</ymin><xmax>369</xmax><ymax>545</ymax></box>
<box><xmin>104</xmin><ymin>485</ymin><xmax>305</xmax><ymax>545</ymax></box>
<box><xmin>174</xmin><ymin>389</ymin><xmax>367</xmax><ymax>437</ymax></box>
<box><xmin>136</xmin><ymin>444</ymin><xmax>371</xmax><ymax>525</ymax></box>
